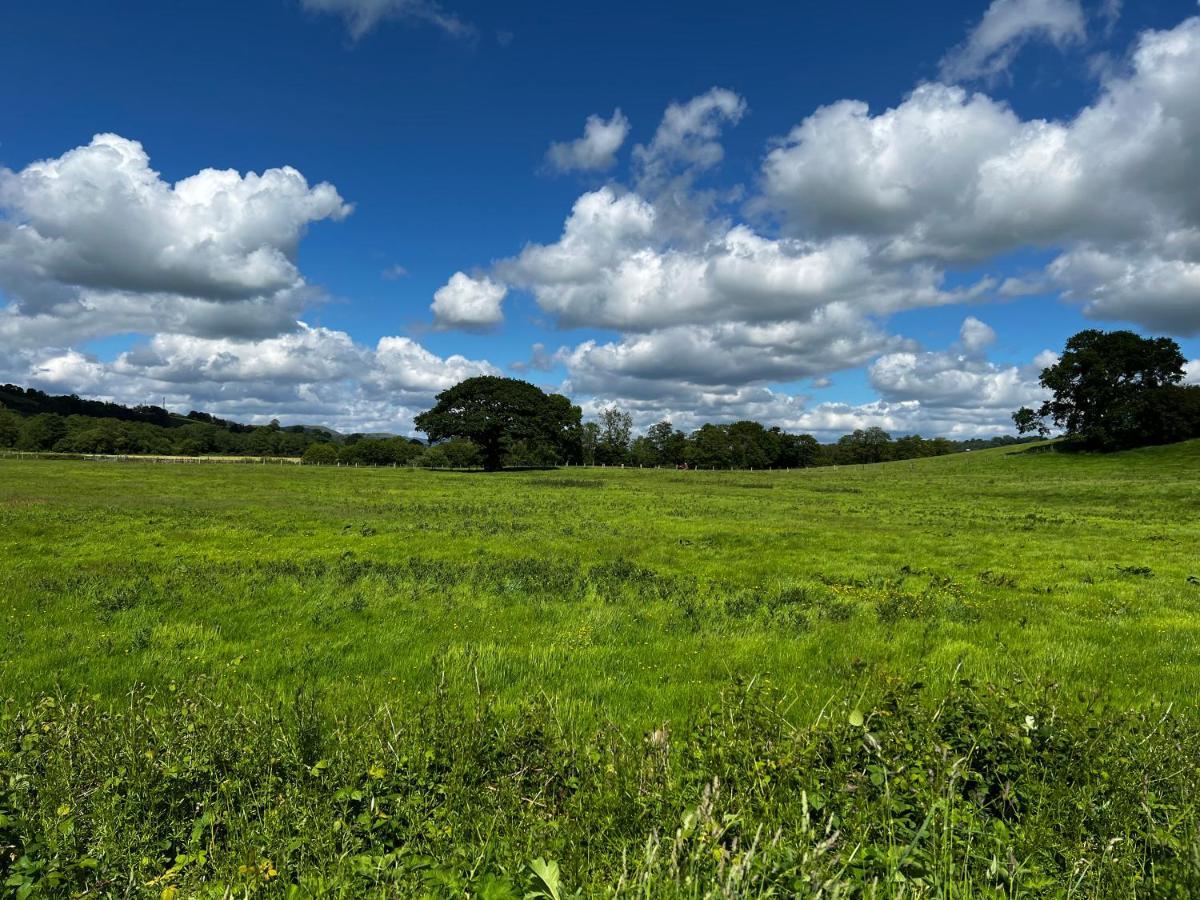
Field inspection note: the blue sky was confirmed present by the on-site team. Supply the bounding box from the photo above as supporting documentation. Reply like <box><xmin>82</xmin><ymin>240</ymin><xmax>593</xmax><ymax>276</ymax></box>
<box><xmin>1</xmin><ymin>0</ymin><xmax>1198</xmax><ymax>436</ymax></box>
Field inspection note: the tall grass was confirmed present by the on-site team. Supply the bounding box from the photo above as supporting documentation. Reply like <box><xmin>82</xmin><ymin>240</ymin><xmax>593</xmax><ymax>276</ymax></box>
<box><xmin>4</xmin><ymin>675</ymin><xmax>1198</xmax><ymax>896</ymax></box>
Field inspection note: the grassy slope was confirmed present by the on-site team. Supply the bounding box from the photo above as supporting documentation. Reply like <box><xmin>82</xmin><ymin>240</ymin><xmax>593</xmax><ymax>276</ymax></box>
<box><xmin>2</xmin><ymin>444</ymin><xmax>1199</xmax><ymax>896</ymax></box>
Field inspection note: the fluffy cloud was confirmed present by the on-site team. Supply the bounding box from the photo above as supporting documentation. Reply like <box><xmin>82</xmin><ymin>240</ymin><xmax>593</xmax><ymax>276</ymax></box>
<box><xmin>545</xmin><ymin>110</ymin><xmax>630</xmax><ymax>173</ymax></box>
<box><xmin>426</xmin><ymin>15</ymin><xmax>1199</xmax><ymax>434</ymax></box>
<box><xmin>0</xmin><ymin>134</ymin><xmax>350</xmax><ymax>346</ymax></box>
<box><xmin>785</xmin><ymin>399</ymin><xmax>1026</xmax><ymax>441</ymax></box>
<box><xmin>0</xmin><ymin>134</ymin><xmax>350</xmax><ymax>303</ymax></box>
<box><xmin>431</xmin><ymin>272</ymin><xmax>507</xmax><ymax>331</ymax></box>
<box><xmin>868</xmin><ymin>317</ymin><xmax>1046</xmax><ymax>410</ymax></box>
<box><xmin>0</xmin><ymin>133</ymin><xmax>504</xmax><ymax>432</ymax></box>
<box><xmin>3</xmin><ymin>325</ymin><xmax>499</xmax><ymax>434</ymax></box>
<box><xmin>569</xmin><ymin>389</ymin><xmax>1036</xmax><ymax>443</ymax></box>
<box><xmin>572</xmin><ymin>384</ymin><xmax>806</xmax><ymax>434</ymax></box>
<box><xmin>959</xmin><ymin>315</ymin><xmax>998</xmax><ymax>353</ymax></box>
<box><xmin>940</xmin><ymin>0</ymin><xmax>1088</xmax><ymax>82</ymax></box>
<box><xmin>9</xmin><ymin>15</ymin><xmax>1197</xmax><ymax>439</ymax></box>
<box><xmin>300</xmin><ymin>0</ymin><xmax>473</xmax><ymax>39</ymax></box>
<box><xmin>763</xmin><ymin>15</ymin><xmax>1200</xmax><ymax>331</ymax></box>
<box><xmin>368</xmin><ymin>335</ymin><xmax>501</xmax><ymax>393</ymax></box>
<box><xmin>0</xmin><ymin>288</ymin><xmax>320</xmax><ymax>351</ymax></box>
<box><xmin>766</xmin><ymin>21</ymin><xmax>1200</xmax><ymax>255</ymax></box>
<box><xmin>1049</xmin><ymin>246</ymin><xmax>1200</xmax><ymax>335</ymax></box>
<box><xmin>112</xmin><ymin>326</ymin><xmax>364</xmax><ymax>385</ymax></box>
<box><xmin>504</xmin><ymin>187</ymin><xmax>980</xmax><ymax>332</ymax></box>
<box><xmin>558</xmin><ymin>312</ymin><xmax>906</xmax><ymax>399</ymax></box>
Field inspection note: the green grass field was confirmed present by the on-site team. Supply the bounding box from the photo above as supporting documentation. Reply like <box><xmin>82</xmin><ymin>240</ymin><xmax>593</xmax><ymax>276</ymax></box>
<box><xmin>2</xmin><ymin>444</ymin><xmax>1199</xmax><ymax>896</ymax></box>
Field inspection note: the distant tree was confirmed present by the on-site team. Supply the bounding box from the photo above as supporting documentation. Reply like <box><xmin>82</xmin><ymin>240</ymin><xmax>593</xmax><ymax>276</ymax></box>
<box><xmin>629</xmin><ymin>436</ymin><xmax>658</xmax><ymax>467</ymax></box>
<box><xmin>685</xmin><ymin>424</ymin><xmax>734</xmax><ymax>468</ymax></box>
<box><xmin>59</xmin><ymin>419</ymin><xmax>133</xmax><ymax>455</ymax></box>
<box><xmin>644</xmin><ymin>420</ymin><xmax>687</xmax><ymax>466</ymax></box>
<box><xmin>504</xmin><ymin>439</ymin><xmax>560</xmax><ymax>468</ymax></box>
<box><xmin>340</xmin><ymin>438</ymin><xmax>407</xmax><ymax>466</ymax></box>
<box><xmin>926</xmin><ymin>437</ymin><xmax>957</xmax><ymax>456</ymax></box>
<box><xmin>580</xmin><ymin>422</ymin><xmax>600</xmax><ymax>465</ymax></box>
<box><xmin>245</xmin><ymin>428</ymin><xmax>280</xmax><ymax>457</ymax></box>
<box><xmin>276</xmin><ymin>432</ymin><xmax>311</xmax><ymax>457</ymax></box>
<box><xmin>0</xmin><ymin>406</ymin><xmax>20</xmax><ymax>448</ymax></box>
<box><xmin>303</xmin><ymin>443</ymin><xmax>340</xmax><ymax>465</ymax></box>
<box><xmin>596</xmin><ymin>407</ymin><xmax>633</xmax><ymax>465</ymax></box>
<box><xmin>392</xmin><ymin>438</ymin><xmax>425</xmax><ymax>464</ymax></box>
<box><xmin>1015</xmin><ymin>329</ymin><xmax>1197</xmax><ymax>450</ymax></box>
<box><xmin>836</xmin><ymin>427</ymin><xmax>892</xmax><ymax>464</ymax></box>
<box><xmin>726</xmin><ymin>421</ymin><xmax>775</xmax><ymax>469</ymax></box>
<box><xmin>174</xmin><ymin>438</ymin><xmax>205</xmax><ymax>457</ymax></box>
<box><xmin>414</xmin><ymin>446</ymin><xmax>447</xmax><ymax>468</ymax></box>
<box><xmin>172</xmin><ymin>423</ymin><xmax>219</xmax><ymax>455</ymax></box>
<box><xmin>414</xmin><ymin>376</ymin><xmax>582</xmax><ymax>471</ymax></box>
<box><xmin>775</xmin><ymin>432</ymin><xmax>821</xmax><ymax>468</ymax></box>
<box><xmin>18</xmin><ymin>413</ymin><xmax>68</xmax><ymax>451</ymax></box>
<box><xmin>1136</xmin><ymin>384</ymin><xmax>1200</xmax><ymax>446</ymax></box>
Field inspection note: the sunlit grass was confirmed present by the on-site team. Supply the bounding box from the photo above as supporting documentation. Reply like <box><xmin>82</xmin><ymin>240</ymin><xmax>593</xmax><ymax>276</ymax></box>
<box><xmin>2</xmin><ymin>442</ymin><xmax>1199</xmax><ymax>894</ymax></box>
<box><xmin>3</xmin><ymin>442</ymin><xmax>1198</xmax><ymax>722</ymax></box>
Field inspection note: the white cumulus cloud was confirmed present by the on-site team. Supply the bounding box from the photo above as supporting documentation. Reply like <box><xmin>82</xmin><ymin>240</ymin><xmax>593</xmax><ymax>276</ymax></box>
<box><xmin>763</xmin><ymin>14</ymin><xmax>1200</xmax><ymax>332</ymax></box>
<box><xmin>0</xmin><ymin>133</ymin><xmax>351</xmax><ymax>346</ymax></box>
<box><xmin>431</xmin><ymin>271</ymin><xmax>508</xmax><ymax>331</ymax></box>
<box><xmin>546</xmin><ymin>110</ymin><xmax>630</xmax><ymax>173</ymax></box>
<box><xmin>2</xmin><ymin>325</ymin><xmax>499</xmax><ymax>435</ymax></box>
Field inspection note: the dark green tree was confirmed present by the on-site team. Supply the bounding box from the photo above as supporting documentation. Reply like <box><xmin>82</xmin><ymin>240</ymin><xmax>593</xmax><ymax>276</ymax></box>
<box><xmin>579</xmin><ymin>422</ymin><xmax>600</xmax><ymax>465</ymax></box>
<box><xmin>414</xmin><ymin>376</ymin><xmax>581</xmax><ymax>471</ymax></box>
<box><xmin>835</xmin><ymin>427</ymin><xmax>893</xmax><ymax>464</ymax></box>
<box><xmin>302</xmin><ymin>443</ymin><xmax>340</xmax><ymax>465</ymax></box>
<box><xmin>685</xmin><ymin>424</ymin><xmax>735</xmax><ymax>468</ymax></box>
<box><xmin>775</xmin><ymin>432</ymin><xmax>821</xmax><ymax>468</ymax></box>
<box><xmin>596</xmin><ymin>406</ymin><xmax>633</xmax><ymax>465</ymax></box>
<box><xmin>1015</xmin><ymin>329</ymin><xmax>1195</xmax><ymax>450</ymax></box>
<box><xmin>726</xmin><ymin>421</ymin><xmax>774</xmax><ymax>469</ymax></box>
<box><xmin>17</xmin><ymin>413</ymin><xmax>68</xmax><ymax>451</ymax></box>
<box><xmin>645</xmin><ymin>420</ymin><xmax>687</xmax><ymax>466</ymax></box>
<box><xmin>0</xmin><ymin>406</ymin><xmax>20</xmax><ymax>448</ymax></box>
<box><xmin>340</xmin><ymin>438</ymin><xmax>414</xmax><ymax>466</ymax></box>
<box><xmin>629</xmin><ymin>436</ymin><xmax>658</xmax><ymax>467</ymax></box>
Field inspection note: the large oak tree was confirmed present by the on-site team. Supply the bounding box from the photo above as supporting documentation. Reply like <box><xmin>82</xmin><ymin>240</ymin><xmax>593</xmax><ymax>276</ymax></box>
<box><xmin>1014</xmin><ymin>329</ymin><xmax>1200</xmax><ymax>450</ymax></box>
<box><xmin>414</xmin><ymin>376</ymin><xmax>582</xmax><ymax>471</ymax></box>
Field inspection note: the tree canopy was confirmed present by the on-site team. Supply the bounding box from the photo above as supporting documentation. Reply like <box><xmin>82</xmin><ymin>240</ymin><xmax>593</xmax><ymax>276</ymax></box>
<box><xmin>413</xmin><ymin>376</ymin><xmax>582</xmax><ymax>470</ymax></box>
<box><xmin>1014</xmin><ymin>329</ymin><xmax>1200</xmax><ymax>451</ymax></box>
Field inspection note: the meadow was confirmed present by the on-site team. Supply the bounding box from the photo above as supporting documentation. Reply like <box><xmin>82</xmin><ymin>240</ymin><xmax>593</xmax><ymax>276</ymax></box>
<box><xmin>2</xmin><ymin>443</ymin><xmax>1199</xmax><ymax>896</ymax></box>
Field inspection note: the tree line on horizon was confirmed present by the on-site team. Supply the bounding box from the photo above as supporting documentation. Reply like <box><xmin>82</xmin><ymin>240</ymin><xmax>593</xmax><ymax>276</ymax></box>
<box><xmin>0</xmin><ymin>381</ymin><xmax>1022</xmax><ymax>470</ymax></box>
<box><xmin>3</xmin><ymin>329</ymin><xmax>1195</xmax><ymax>470</ymax></box>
